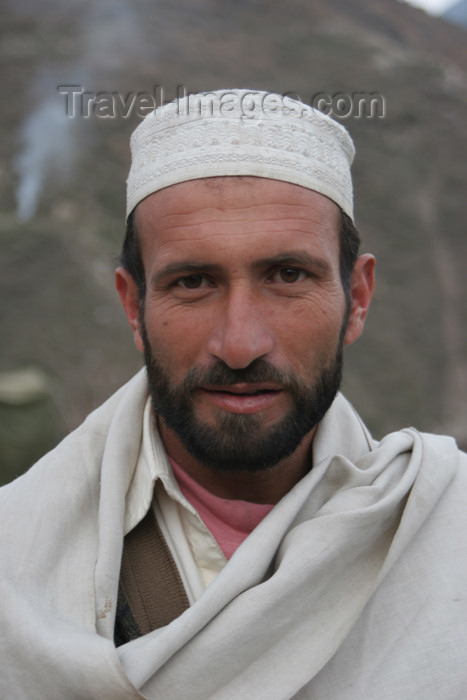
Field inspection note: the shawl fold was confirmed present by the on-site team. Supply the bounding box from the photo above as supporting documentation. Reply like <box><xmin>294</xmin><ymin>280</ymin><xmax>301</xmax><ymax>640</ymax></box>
<box><xmin>0</xmin><ymin>369</ymin><xmax>466</xmax><ymax>699</ymax></box>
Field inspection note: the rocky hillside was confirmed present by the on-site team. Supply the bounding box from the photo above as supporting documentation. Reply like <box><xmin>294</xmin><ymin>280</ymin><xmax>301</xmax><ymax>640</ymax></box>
<box><xmin>1</xmin><ymin>0</ymin><xmax>467</xmax><ymax>480</ymax></box>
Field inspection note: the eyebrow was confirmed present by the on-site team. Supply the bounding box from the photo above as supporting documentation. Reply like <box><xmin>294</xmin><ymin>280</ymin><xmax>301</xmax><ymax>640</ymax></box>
<box><xmin>152</xmin><ymin>262</ymin><xmax>222</xmax><ymax>285</ymax></box>
<box><xmin>152</xmin><ymin>251</ymin><xmax>331</xmax><ymax>285</ymax></box>
<box><xmin>251</xmin><ymin>252</ymin><xmax>331</xmax><ymax>273</ymax></box>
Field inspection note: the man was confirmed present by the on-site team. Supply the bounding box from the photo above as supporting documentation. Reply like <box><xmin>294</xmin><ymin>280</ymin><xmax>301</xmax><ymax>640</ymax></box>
<box><xmin>1</xmin><ymin>90</ymin><xmax>466</xmax><ymax>699</ymax></box>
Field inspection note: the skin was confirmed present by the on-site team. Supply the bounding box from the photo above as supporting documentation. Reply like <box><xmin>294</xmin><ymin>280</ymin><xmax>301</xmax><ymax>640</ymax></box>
<box><xmin>116</xmin><ymin>177</ymin><xmax>375</xmax><ymax>503</ymax></box>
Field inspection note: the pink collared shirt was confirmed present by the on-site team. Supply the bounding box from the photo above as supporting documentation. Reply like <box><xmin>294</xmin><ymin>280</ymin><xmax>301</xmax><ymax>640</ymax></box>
<box><xmin>170</xmin><ymin>458</ymin><xmax>274</xmax><ymax>560</ymax></box>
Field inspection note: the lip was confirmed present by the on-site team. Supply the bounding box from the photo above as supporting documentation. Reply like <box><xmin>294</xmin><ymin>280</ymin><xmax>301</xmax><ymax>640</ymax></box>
<box><xmin>199</xmin><ymin>383</ymin><xmax>283</xmax><ymax>414</ymax></box>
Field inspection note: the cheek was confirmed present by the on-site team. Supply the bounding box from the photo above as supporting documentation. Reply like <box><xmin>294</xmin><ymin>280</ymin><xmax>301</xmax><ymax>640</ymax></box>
<box><xmin>144</xmin><ymin>300</ymin><xmax>185</xmax><ymax>339</ymax></box>
<box><xmin>144</xmin><ymin>303</ymin><xmax>210</xmax><ymax>369</ymax></box>
<box><xmin>272</xmin><ymin>299</ymin><xmax>345</xmax><ymax>368</ymax></box>
<box><xmin>276</xmin><ymin>296</ymin><xmax>344</xmax><ymax>339</ymax></box>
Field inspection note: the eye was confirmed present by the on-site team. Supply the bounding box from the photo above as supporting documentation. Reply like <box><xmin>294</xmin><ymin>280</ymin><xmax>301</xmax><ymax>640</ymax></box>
<box><xmin>274</xmin><ymin>267</ymin><xmax>306</xmax><ymax>283</ymax></box>
<box><xmin>176</xmin><ymin>275</ymin><xmax>209</xmax><ymax>289</ymax></box>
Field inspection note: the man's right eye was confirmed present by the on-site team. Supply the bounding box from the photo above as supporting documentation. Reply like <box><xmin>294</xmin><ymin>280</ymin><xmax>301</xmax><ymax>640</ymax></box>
<box><xmin>176</xmin><ymin>275</ymin><xmax>206</xmax><ymax>289</ymax></box>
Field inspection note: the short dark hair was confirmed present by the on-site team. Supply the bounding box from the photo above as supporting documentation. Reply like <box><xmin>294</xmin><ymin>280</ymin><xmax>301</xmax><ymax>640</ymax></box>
<box><xmin>120</xmin><ymin>209</ymin><xmax>146</xmax><ymax>299</ymax></box>
<box><xmin>339</xmin><ymin>210</ymin><xmax>361</xmax><ymax>304</ymax></box>
<box><xmin>120</xmin><ymin>207</ymin><xmax>361</xmax><ymax>304</ymax></box>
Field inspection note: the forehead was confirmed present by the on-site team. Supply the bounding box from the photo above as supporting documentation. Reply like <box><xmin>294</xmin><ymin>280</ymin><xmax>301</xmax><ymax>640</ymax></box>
<box><xmin>134</xmin><ymin>176</ymin><xmax>341</xmax><ymax>263</ymax></box>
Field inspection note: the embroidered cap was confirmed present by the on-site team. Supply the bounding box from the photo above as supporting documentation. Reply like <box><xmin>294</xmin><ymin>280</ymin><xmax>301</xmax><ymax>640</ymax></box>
<box><xmin>126</xmin><ymin>89</ymin><xmax>355</xmax><ymax>220</ymax></box>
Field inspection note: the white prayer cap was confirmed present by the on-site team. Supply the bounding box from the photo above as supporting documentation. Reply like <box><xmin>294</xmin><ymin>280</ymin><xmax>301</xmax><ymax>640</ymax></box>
<box><xmin>126</xmin><ymin>89</ymin><xmax>355</xmax><ymax>220</ymax></box>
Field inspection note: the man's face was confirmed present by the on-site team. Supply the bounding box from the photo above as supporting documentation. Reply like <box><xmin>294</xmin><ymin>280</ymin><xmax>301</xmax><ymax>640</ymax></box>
<box><xmin>118</xmin><ymin>177</ymin><xmax>373</xmax><ymax>473</ymax></box>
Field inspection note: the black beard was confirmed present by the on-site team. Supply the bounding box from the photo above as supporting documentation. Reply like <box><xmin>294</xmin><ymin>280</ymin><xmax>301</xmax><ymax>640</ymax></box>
<box><xmin>142</xmin><ymin>322</ymin><xmax>344</xmax><ymax>473</ymax></box>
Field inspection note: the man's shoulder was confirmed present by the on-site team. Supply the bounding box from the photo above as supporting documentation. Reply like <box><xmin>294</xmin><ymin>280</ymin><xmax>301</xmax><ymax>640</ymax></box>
<box><xmin>0</xmin><ymin>370</ymin><xmax>149</xmax><ymax>598</ymax></box>
<box><xmin>0</xmin><ymin>369</ymin><xmax>148</xmax><ymax>500</ymax></box>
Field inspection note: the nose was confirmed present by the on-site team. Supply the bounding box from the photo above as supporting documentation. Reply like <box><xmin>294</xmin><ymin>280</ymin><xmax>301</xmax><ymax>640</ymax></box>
<box><xmin>206</xmin><ymin>286</ymin><xmax>275</xmax><ymax>369</ymax></box>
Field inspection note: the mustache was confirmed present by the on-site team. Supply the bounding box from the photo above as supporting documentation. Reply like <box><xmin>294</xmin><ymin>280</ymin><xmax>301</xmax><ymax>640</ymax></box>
<box><xmin>180</xmin><ymin>358</ymin><xmax>305</xmax><ymax>393</ymax></box>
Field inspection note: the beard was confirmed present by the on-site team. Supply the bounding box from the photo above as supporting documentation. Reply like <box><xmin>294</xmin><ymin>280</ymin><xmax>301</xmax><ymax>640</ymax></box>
<box><xmin>142</xmin><ymin>321</ymin><xmax>345</xmax><ymax>473</ymax></box>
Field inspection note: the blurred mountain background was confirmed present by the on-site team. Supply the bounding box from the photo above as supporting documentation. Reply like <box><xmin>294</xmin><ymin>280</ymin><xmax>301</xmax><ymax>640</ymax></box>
<box><xmin>444</xmin><ymin>0</ymin><xmax>467</xmax><ymax>27</ymax></box>
<box><xmin>1</xmin><ymin>0</ymin><xmax>466</xmax><ymax>483</ymax></box>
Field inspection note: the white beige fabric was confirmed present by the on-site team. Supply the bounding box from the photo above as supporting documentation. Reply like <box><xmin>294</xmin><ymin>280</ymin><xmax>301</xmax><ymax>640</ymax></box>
<box><xmin>0</xmin><ymin>369</ymin><xmax>466</xmax><ymax>699</ymax></box>
<box><xmin>126</xmin><ymin>89</ymin><xmax>355</xmax><ymax>220</ymax></box>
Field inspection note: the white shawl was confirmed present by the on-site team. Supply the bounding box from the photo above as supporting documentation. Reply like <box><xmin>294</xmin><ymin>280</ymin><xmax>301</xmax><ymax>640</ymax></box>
<box><xmin>1</xmin><ymin>369</ymin><xmax>466</xmax><ymax>699</ymax></box>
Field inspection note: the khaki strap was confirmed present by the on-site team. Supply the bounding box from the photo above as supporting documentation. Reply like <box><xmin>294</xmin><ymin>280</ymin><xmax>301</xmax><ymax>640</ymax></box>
<box><xmin>115</xmin><ymin>506</ymin><xmax>190</xmax><ymax>644</ymax></box>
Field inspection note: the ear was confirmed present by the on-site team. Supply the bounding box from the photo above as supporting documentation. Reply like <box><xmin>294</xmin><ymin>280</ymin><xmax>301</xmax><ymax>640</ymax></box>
<box><xmin>115</xmin><ymin>266</ymin><xmax>144</xmax><ymax>353</ymax></box>
<box><xmin>344</xmin><ymin>254</ymin><xmax>375</xmax><ymax>346</ymax></box>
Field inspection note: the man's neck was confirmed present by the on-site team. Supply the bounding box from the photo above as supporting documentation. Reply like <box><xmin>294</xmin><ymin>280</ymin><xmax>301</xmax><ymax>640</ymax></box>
<box><xmin>156</xmin><ymin>417</ymin><xmax>316</xmax><ymax>504</ymax></box>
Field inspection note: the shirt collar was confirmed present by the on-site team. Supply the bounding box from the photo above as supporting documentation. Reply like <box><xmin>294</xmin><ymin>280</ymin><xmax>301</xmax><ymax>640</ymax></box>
<box><xmin>124</xmin><ymin>396</ymin><xmax>197</xmax><ymax>534</ymax></box>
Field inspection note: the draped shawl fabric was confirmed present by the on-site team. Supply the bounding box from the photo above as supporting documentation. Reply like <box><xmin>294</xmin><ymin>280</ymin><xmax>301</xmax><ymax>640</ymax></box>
<box><xmin>0</xmin><ymin>369</ymin><xmax>466</xmax><ymax>699</ymax></box>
